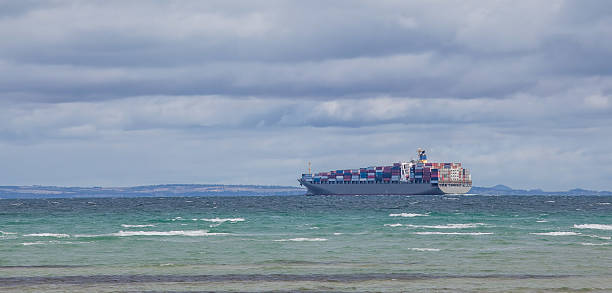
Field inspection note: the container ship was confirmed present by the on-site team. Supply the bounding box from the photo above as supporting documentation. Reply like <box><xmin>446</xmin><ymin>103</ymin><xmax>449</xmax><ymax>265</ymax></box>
<box><xmin>298</xmin><ymin>149</ymin><xmax>472</xmax><ymax>195</ymax></box>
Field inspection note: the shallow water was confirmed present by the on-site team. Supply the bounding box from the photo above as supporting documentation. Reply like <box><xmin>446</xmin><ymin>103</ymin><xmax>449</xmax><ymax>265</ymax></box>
<box><xmin>1</xmin><ymin>195</ymin><xmax>611</xmax><ymax>292</ymax></box>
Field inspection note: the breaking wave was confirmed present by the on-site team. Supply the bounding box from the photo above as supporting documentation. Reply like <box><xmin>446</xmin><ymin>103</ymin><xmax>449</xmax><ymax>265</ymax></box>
<box><xmin>114</xmin><ymin>230</ymin><xmax>228</xmax><ymax>237</ymax></box>
<box><xmin>274</xmin><ymin>238</ymin><xmax>328</xmax><ymax>242</ymax></box>
<box><xmin>384</xmin><ymin>223</ymin><xmax>403</xmax><ymax>227</ymax></box>
<box><xmin>530</xmin><ymin>232</ymin><xmax>580</xmax><ymax>236</ymax></box>
<box><xmin>75</xmin><ymin>230</ymin><xmax>228</xmax><ymax>237</ymax></box>
<box><xmin>580</xmin><ymin>242</ymin><xmax>611</xmax><ymax>246</ymax></box>
<box><xmin>413</xmin><ymin>232</ymin><xmax>493</xmax><ymax>235</ymax></box>
<box><xmin>573</xmin><ymin>224</ymin><xmax>612</xmax><ymax>230</ymax></box>
<box><xmin>201</xmin><ymin>218</ymin><xmax>245</xmax><ymax>223</ymax></box>
<box><xmin>408</xmin><ymin>223</ymin><xmax>486</xmax><ymax>229</ymax></box>
<box><xmin>584</xmin><ymin>234</ymin><xmax>611</xmax><ymax>240</ymax></box>
<box><xmin>409</xmin><ymin>248</ymin><xmax>440</xmax><ymax>251</ymax></box>
<box><xmin>389</xmin><ymin>213</ymin><xmax>428</xmax><ymax>217</ymax></box>
<box><xmin>23</xmin><ymin>233</ymin><xmax>70</xmax><ymax>238</ymax></box>
<box><xmin>121</xmin><ymin>224</ymin><xmax>155</xmax><ymax>228</ymax></box>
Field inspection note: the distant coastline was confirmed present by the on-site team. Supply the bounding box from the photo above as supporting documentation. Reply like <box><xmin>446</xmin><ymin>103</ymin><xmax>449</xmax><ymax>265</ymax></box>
<box><xmin>0</xmin><ymin>184</ymin><xmax>611</xmax><ymax>199</ymax></box>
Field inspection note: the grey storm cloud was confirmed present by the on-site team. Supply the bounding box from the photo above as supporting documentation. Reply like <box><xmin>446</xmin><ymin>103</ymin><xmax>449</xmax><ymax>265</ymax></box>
<box><xmin>1</xmin><ymin>0</ymin><xmax>612</xmax><ymax>101</ymax></box>
<box><xmin>1</xmin><ymin>1</ymin><xmax>612</xmax><ymax>190</ymax></box>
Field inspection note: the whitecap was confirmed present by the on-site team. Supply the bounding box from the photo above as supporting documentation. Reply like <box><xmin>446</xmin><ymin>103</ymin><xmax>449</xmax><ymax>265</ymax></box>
<box><xmin>384</xmin><ymin>223</ymin><xmax>403</xmax><ymax>227</ymax></box>
<box><xmin>405</xmin><ymin>223</ymin><xmax>486</xmax><ymax>229</ymax></box>
<box><xmin>114</xmin><ymin>230</ymin><xmax>228</xmax><ymax>237</ymax></box>
<box><xmin>536</xmin><ymin>220</ymin><xmax>548</xmax><ymax>223</ymax></box>
<box><xmin>24</xmin><ymin>233</ymin><xmax>70</xmax><ymax>238</ymax></box>
<box><xmin>0</xmin><ymin>231</ymin><xmax>17</xmax><ymax>235</ymax></box>
<box><xmin>121</xmin><ymin>224</ymin><xmax>155</xmax><ymax>228</ymax></box>
<box><xmin>389</xmin><ymin>213</ymin><xmax>428</xmax><ymax>217</ymax></box>
<box><xmin>201</xmin><ymin>218</ymin><xmax>245</xmax><ymax>223</ymax></box>
<box><xmin>21</xmin><ymin>240</ymin><xmax>91</xmax><ymax>246</ymax></box>
<box><xmin>546</xmin><ymin>201</ymin><xmax>555</xmax><ymax>203</ymax></box>
<box><xmin>584</xmin><ymin>234</ymin><xmax>612</xmax><ymax>240</ymax></box>
<box><xmin>333</xmin><ymin>233</ymin><xmax>343</xmax><ymax>235</ymax></box>
<box><xmin>530</xmin><ymin>232</ymin><xmax>580</xmax><ymax>236</ymax></box>
<box><xmin>597</xmin><ymin>202</ymin><xmax>610</xmax><ymax>205</ymax></box>
<box><xmin>413</xmin><ymin>232</ymin><xmax>493</xmax><ymax>235</ymax></box>
<box><xmin>409</xmin><ymin>248</ymin><xmax>440</xmax><ymax>251</ymax></box>
<box><xmin>580</xmin><ymin>242</ymin><xmax>611</xmax><ymax>246</ymax></box>
<box><xmin>274</xmin><ymin>238</ymin><xmax>328</xmax><ymax>242</ymax></box>
<box><xmin>74</xmin><ymin>230</ymin><xmax>228</xmax><ymax>237</ymax></box>
<box><xmin>573</xmin><ymin>224</ymin><xmax>612</xmax><ymax>230</ymax></box>
<box><xmin>22</xmin><ymin>242</ymin><xmax>46</xmax><ymax>246</ymax></box>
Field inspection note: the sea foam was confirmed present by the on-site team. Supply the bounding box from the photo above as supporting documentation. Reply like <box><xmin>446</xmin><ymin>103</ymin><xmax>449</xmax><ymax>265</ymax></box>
<box><xmin>406</xmin><ymin>223</ymin><xmax>486</xmax><ymax>229</ymax></box>
<box><xmin>580</xmin><ymin>242</ymin><xmax>611</xmax><ymax>246</ymax></box>
<box><xmin>573</xmin><ymin>224</ymin><xmax>612</xmax><ymax>230</ymax></box>
<box><xmin>114</xmin><ymin>230</ymin><xmax>228</xmax><ymax>237</ymax></box>
<box><xmin>384</xmin><ymin>223</ymin><xmax>403</xmax><ymax>227</ymax></box>
<box><xmin>274</xmin><ymin>238</ymin><xmax>328</xmax><ymax>242</ymax></box>
<box><xmin>409</xmin><ymin>248</ymin><xmax>441</xmax><ymax>251</ymax></box>
<box><xmin>530</xmin><ymin>232</ymin><xmax>580</xmax><ymax>236</ymax></box>
<box><xmin>389</xmin><ymin>213</ymin><xmax>428</xmax><ymax>217</ymax></box>
<box><xmin>413</xmin><ymin>232</ymin><xmax>493</xmax><ymax>235</ymax></box>
<box><xmin>121</xmin><ymin>224</ymin><xmax>155</xmax><ymax>228</ymax></box>
<box><xmin>201</xmin><ymin>218</ymin><xmax>245</xmax><ymax>223</ymax></box>
<box><xmin>24</xmin><ymin>233</ymin><xmax>70</xmax><ymax>238</ymax></box>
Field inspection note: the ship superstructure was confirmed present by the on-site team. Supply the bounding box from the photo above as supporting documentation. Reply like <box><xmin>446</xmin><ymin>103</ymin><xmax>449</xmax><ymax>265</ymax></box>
<box><xmin>299</xmin><ymin>149</ymin><xmax>472</xmax><ymax>195</ymax></box>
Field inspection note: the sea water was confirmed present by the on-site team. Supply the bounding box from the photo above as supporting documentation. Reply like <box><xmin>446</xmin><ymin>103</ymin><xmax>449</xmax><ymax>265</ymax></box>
<box><xmin>1</xmin><ymin>195</ymin><xmax>611</xmax><ymax>292</ymax></box>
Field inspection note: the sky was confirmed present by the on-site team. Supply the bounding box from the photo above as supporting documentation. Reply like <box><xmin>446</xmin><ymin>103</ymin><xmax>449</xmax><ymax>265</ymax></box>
<box><xmin>1</xmin><ymin>1</ymin><xmax>612</xmax><ymax>190</ymax></box>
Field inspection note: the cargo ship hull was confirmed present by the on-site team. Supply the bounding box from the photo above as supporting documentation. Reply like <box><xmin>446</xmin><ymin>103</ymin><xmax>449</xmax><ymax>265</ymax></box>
<box><xmin>299</xmin><ymin>179</ymin><xmax>471</xmax><ymax>195</ymax></box>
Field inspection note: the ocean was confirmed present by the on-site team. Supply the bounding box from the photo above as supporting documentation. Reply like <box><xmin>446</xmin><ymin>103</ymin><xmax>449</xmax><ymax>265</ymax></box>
<box><xmin>1</xmin><ymin>195</ymin><xmax>611</xmax><ymax>292</ymax></box>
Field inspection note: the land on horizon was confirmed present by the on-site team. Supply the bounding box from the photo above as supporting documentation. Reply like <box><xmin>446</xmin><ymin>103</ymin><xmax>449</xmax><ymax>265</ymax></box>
<box><xmin>0</xmin><ymin>184</ymin><xmax>610</xmax><ymax>199</ymax></box>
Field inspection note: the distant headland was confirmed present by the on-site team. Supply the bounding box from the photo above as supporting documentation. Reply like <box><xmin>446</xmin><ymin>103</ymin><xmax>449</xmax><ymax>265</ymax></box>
<box><xmin>0</xmin><ymin>184</ymin><xmax>610</xmax><ymax>199</ymax></box>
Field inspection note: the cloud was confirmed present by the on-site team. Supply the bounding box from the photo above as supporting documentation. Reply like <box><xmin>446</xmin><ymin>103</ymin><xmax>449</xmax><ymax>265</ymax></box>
<box><xmin>1</xmin><ymin>1</ymin><xmax>612</xmax><ymax>190</ymax></box>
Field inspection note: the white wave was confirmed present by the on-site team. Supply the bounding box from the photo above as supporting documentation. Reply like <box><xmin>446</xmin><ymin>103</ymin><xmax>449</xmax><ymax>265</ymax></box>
<box><xmin>24</xmin><ymin>233</ymin><xmax>70</xmax><ymax>238</ymax></box>
<box><xmin>545</xmin><ymin>201</ymin><xmax>555</xmax><ymax>203</ymax></box>
<box><xmin>405</xmin><ymin>223</ymin><xmax>486</xmax><ymax>229</ymax></box>
<box><xmin>536</xmin><ymin>220</ymin><xmax>548</xmax><ymax>223</ymax></box>
<box><xmin>530</xmin><ymin>232</ymin><xmax>580</xmax><ymax>236</ymax></box>
<box><xmin>22</xmin><ymin>241</ymin><xmax>46</xmax><ymax>246</ymax></box>
<box><xmin>74</xmin><ymin>230</ymin><xmax>228</xmax><ymax>237</ymax></box>
<box><xmin>389</xmin><ymin>213</ymin><xmax>428</xmax><ymax>217</ymax></box>
<box><xmin>573</xmin><ymin>224</ymin><xmax>612</xmax><ymax>230</ymax></box>
<box><xmin>114</xmin><ymin>230</ymin><xmax>228</xmax><ymax>237</ymax></box>
<box><xmin>597</xmin><ymin>202</ymin><xmax>610</xmax><ymax>205</ymax></box>
<box><xmin>201</xmin><ymin>218</ymin><xmax>245</xmax><ymax>223</ymax></box>
<box><xmin>21</xmin><ymin>240</ymin><xmax>91</xmax><ymax>246</ymax></box>
<box><xmin>580</xmin><ymin>242</ymin><xmax>611</xmax><ymax>246</ymax></box>
<box><xmin>384</xmin><ymin>223</ymin><xmax>403</xmax><ymax>227</ymax></box>
<box><xmin>409</xmin><ymin>248</ymin><xmax>440</xmax><ymax>251</ymax></box>
<box><xmin>413</xmin><ymin>232</ymin><xmax>493</xmax><ymax>235</ymax></box>
<box><xmin>121</xmin><ymin>224</ymin><xmax>155</xmax><ymax>228</ymax></box>
<box><xmin>274</xmin><ymin>238</ymin><xmax>328</xmax><ymax>242</ymax></box>
<box><xmin>0</xmin><ymin>231</ymin><xmax>17</xmax><ymax>235</ymax></box>
<box><xmin>584</xmin><ymin>234</ymin><xmax>612</xmax><ymax>240</ymax></box>
<box><xmin>333</xmin><ymin>233</ymin><xmax>343</xmax><ymax>235</ymax></box>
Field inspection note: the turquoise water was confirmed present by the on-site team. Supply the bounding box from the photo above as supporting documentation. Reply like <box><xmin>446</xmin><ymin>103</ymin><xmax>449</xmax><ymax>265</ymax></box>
<box><xmin>1</xmin><ymin>195</ymin><xmax>611</xmax><ymax>292</ymax></box>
